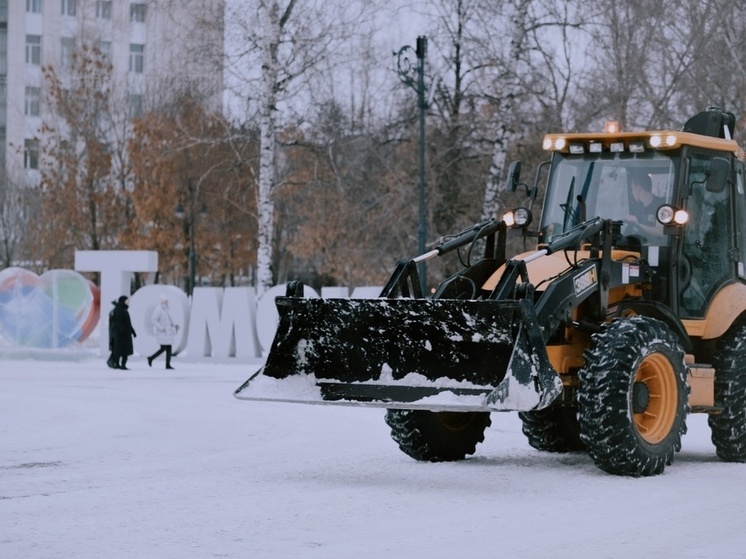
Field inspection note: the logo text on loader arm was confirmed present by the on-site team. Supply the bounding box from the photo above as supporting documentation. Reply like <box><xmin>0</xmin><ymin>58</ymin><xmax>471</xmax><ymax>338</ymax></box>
<box><xmin>573</xmin><ymin>266</ymin><xmax>598</xmax><ymax>297</ymax></box>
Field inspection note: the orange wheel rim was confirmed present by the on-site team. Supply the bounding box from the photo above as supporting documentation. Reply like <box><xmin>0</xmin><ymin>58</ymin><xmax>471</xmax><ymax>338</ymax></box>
<box><xmin>632</xmin><ymin>353</ymin><xmax>678</xmax><ymax>444</ymax></box>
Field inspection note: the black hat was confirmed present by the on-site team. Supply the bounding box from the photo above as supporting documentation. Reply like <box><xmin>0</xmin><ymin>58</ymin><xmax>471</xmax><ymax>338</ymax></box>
<box><xmin>118</xmin><ymin>295</ymin><xmax>129</xmax><ymax>304</ymax></box>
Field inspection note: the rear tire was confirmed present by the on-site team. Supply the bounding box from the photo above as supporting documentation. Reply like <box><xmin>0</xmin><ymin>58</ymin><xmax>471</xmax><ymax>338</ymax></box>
<box><xmin>577</xmin><ymin>316</ymin><xmax>688</xmax><ymax>476</ymax></box>
<box><xmin>384</xmin><ymin>409</ymin><xmax>491</xmax><ymax>462</ymax></box>
<box><xmin>709</xmin><ymin>322</ymin><xmax>746</xmax><ymax>461</ymax></box>
<box><xmin>518</xmin><ymin>406</ymin><xmax>584</xmax><ymax>452</ymax></box>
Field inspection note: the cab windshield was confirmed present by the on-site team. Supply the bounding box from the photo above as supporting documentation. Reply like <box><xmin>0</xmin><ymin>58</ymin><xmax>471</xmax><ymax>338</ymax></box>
<box><xmin>540</xmin><ymin>151</ymin><xmax>677</xmax><ymax>245</ymax></box>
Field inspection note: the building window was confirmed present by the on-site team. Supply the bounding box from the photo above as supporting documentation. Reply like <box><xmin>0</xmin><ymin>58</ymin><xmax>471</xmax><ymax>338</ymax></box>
<box><xmin>27</xmin><ymin>0</ymin><xmax>42</xmax><ymax>13</ymax></box>
<box><xmin>130</xmin><ymin>3</ymin><xmax>146</xmax><ymax>22</ymax></box>
<box><xmin>129</xmin><ymin>94</ymin><xmax>143</xmax><ymax>117</ymax></box>
<box><xmin>97</xmin><ymin>40</ymin><xmax>111</xmax><ymax>62</ymax></box>
<box><xmin>0</xmin><ymin>80</ymin><xmax>6</xmax><ymax>126</ymax></box>
<box><xmin>24</xmin><ymin>138</ymin><xmax>40</xmax><ymax>169</ymax></box>
<box><xmin>25</xmin><ymin>87</ymin><xmax>40</xmax><ymax>116</ymax></box>
<box><xmin>60</xmin><ymin>37</ymin><xmax>74</xmax><ymax>69</ymax></box>
<box><xmin>61</xmin><ymin>0</ymin><xmax>75</xmax><ymax>16</ymax></box>
<box><xmin>129</xmin><ymin>44</ymin><xmax>144</xmax><ymax>73</ymax></box>
<box><xmin>0</xmin><ymin>29</ymin><xmax>7</xmax><ymax>75</ymax></box>
<box><xmin>0</xmin><ymin>127</ymin><xmax>6</xmax><ymax>167</ymax></box>
<box><xmin>26</xmin><ymin>35</ymin><xmax>41</xmax><ymax>65</ymax></box>
<box><xmin>96</xmin><ymin>0</ymin><xmax>111</xmax><ymax>19</ymax></box>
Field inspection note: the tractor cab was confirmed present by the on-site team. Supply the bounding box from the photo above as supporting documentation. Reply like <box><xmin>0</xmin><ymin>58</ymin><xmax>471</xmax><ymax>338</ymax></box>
<box><xmin>511</xmin><ymin>108</ymin><xmax>746</xmax><ymax>321</ymax></box>
<box><xmin>538</xmin><ymin>150</ymin><xmax>674</xmax><ymax>247</ymax></box>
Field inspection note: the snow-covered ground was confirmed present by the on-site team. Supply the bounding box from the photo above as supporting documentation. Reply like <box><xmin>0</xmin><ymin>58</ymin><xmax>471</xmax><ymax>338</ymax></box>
<box><xmin>3</xmin><ymin>354</ymin><xmax>746</xmax><ymax>558</ymax></box>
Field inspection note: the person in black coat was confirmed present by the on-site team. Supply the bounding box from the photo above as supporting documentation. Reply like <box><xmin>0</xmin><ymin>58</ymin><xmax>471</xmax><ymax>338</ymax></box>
<box><xmin>106</xmin><ymin>300</ymin><xmax>117</xmax><ymax>368</ymax></box>
<box><xmin>110</xmin><ymin>295</ymin><xmax>136</xmax><ymax>370</ymax></box>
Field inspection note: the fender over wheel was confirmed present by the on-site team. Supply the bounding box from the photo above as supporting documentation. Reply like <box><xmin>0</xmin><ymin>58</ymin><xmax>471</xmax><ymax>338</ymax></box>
<box><xmin>577</xmin><ymin>316</ymin><xmax>689</xmax><ymax>476</ymax></box>
<box><xmin>384</xmin><ymin>410</ymin><xmax>491</xmax><ymax>462</ymax></box>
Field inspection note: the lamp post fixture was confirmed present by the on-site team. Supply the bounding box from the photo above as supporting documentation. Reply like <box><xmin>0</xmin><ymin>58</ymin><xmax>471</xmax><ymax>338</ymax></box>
<box><xmin>395</xmin><ymin>36</ymin><xmax>428</xmax><ymax>294</ymax></box>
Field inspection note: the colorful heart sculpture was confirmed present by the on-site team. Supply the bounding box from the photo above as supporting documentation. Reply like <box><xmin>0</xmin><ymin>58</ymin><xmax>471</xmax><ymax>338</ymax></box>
<box><xmin>0</xmin><ymin>267</ymin><xmax>100</xmax><ymax>348</ymax></box>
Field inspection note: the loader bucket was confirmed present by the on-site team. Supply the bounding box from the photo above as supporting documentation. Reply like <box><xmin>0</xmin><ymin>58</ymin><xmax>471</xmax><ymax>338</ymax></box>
<box><xmin>234</xmin><ymin>297</ymin><xmax>562</xmax><ymax>412</ymax></box>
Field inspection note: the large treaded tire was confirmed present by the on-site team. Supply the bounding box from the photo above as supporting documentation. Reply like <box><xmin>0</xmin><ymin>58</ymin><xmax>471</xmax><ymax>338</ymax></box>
<box><xmin>518</xmin><ymin>406</ymin><xmax>584</xmax><ymax>452</ymax></box>
<box><xmin>384</xmin><ymin>410</ymin><xmax>491</xmax><ymax>462</ymax></box>
<box><xmin>577</xmin><ymin>316</ymin><xmax>689</xmax><ymax>477</ymax></box>
<box><xmin>709</xmin><ymin>322</ymin><xmax>746</xmax><ymax>462</ymax></box>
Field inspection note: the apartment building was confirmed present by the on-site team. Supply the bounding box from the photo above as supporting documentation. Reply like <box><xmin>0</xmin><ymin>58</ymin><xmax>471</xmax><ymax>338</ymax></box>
<box><xmin>0</xmin><ymin>0</ymin><xmax>224</xmax><ymax>186</ymax></box>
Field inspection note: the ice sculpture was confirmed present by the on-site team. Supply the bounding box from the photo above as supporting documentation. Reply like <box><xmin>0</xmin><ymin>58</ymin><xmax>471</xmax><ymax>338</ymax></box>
<box><xmin>0</xmin><ymin>268</ymin><xmax>100</xmax><ymax>348</ymax></box>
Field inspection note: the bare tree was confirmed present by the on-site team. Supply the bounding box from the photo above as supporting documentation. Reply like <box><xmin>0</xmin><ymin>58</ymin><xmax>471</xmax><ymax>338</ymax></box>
<box><xmin>425</xmin><ymin>0</ymin><xmax>489</xmax><ymax>237</ymax></box>
<box><xmin>32</xmin><ymin>45</ymin><xmax>131</xmax><ymax>269</ymax></box>
<box><xmin>0</xmin><ymin>168</ymin><xmax>33</xmax><ymax>268</ymax></box>
<box><xmin>472</xmin><ymin>0</ymin><xmax>533</xmax><ymax>222</ymax></box>
<box><xmin>415</xmin><ymin>0</ymin><xmax>586</xmax><ymax>224</ymax></box>
<box><xmin>663</xmin><ymin>0</ymin><xmax>746</xmax><ymax>136</ymax></box>
<box><xmin>573</xmin><ymin>0</ymin><xmax>723</xmax><ymax>132</ymax></box>
<box><xmin>225</xmin><ymin>0</ymin><xmax>374</xmax><ymax>295</ymax></box>
<box><xmin>126</xmin><ymin>95</ymin><xmax>257</xmax><ymax>291</ymax></box>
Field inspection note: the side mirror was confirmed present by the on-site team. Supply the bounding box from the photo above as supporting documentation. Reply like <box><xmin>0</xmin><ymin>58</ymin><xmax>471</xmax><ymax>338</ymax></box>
<box><xmin>706</xmin><ymin>157</ymin><xmax>731</xmax><ymax>193</ymax></box>
<box><xmin>506</xmin><ymin>161</ymin><xmax>521</xmax><ymax>192</ymax></box>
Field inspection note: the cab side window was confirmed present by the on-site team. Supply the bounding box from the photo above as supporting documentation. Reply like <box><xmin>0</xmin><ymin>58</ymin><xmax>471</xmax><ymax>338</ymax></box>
<box><xmin>680</xmin><ymin>153</ymin><xmax>733</xmax><ymax>316</ymax></box>
<box><xmin>736</xmin><ymin>162</ymin><xmax>746</xmax><ymax>279</ymax></box>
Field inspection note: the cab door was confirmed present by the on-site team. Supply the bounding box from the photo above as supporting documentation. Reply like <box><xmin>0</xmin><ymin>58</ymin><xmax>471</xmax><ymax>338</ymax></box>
<box><xmin>679</xmin><ymin>152</ymin><xmax>735</xmax><ymax>317</ymax></box>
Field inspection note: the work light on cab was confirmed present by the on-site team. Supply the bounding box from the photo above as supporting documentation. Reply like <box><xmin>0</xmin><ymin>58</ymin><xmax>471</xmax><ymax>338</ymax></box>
<box><xmin>656</xmin><ymin>204</ymin><xmax>689</xmax><ymax>226</ymax></box>
<box><xmin>604</xmin><ymin>121</ymin><xmax>620</xmax><ymax>133</ymax></box>
<box><xmin>649</xmin><ymin>134</ymin><xmax>679</xmax><ymax>148</ymax></box>
<box><xmin>503</xmin><ymin>207</ymin><xmax>532</xmax><ymax>228</ymax></box>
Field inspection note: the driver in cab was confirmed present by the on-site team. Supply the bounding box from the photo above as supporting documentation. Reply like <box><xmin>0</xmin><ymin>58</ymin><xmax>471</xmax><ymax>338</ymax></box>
<box><xmin>626</xmin><ymin>172</ymin><xmax>664</xmax><ymax>239</ymax></box>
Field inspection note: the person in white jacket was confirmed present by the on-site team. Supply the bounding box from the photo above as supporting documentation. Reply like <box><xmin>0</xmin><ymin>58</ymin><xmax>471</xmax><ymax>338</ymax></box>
<box><xmin>147</xmin><ymin>296</ymin><xmax>178</xmax><ymax>369</ymax></box>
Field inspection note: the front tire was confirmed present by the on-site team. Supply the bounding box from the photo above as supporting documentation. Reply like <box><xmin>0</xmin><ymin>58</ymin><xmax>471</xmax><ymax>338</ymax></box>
<box><xmin>577</xmin><ymin>316</ymin><xmax>688</xmax><ymax>476</ymax></box>
<box><xmin>709</xmin><ymin>322</ymin><xmax>746</xmax><ymax>461</ymax></box>
<box><xmin>384</xmin><ymin>410</ymin><xmax>491</xmax><ymax>462</ymax></box>
<box><xmin>518</xmin><ymin>406</ymin><xmax>584</xmax><ymax>452</ymax></box>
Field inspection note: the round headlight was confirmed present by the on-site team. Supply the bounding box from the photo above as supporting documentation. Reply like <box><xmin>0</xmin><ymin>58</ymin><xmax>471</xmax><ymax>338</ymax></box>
<box><xmin>513</xmin><ymin>207</ymin><xmax>532</xmax><ymax>227</ymax></box>
<box><xmin>502</xmin><ymin>211</ymin><xmax>516</xmax><ymax>227</ymax></box>
<box><xmin>656</xmin><ymin>205</ymin><xmax>688</xmax><ymax>226</ymax></box>
<box><xmin>657</xmin><ymin>205</ymin><xmax>675</xmax><ymax>225</ymax></box>
<box><xmin>674</xmin><ymin>209</ymin><xmax>689</xmax><ymax>225</ymax></box>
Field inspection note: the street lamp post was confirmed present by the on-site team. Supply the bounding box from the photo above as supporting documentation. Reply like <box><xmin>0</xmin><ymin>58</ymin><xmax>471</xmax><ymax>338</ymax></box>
<box><xmin>187</xmin><ymin>202</ymin><xmax>196</xmax><ymax>297</ymax></box>
<box><xmin>396</xmin><ymin>36</ymin><xmax>428</xmax><ymax>294</ymax></box>
<box><xmin>176</xmin><ymin>179</ymin><xmax>197</xmax><ymax>296</ymax></box>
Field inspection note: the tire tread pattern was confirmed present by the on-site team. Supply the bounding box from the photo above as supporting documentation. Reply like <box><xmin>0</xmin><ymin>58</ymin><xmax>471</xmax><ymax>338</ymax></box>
<box><xmin>385</xmin><ymin>409</ymin><xmax>491</xmax><ymax>462</ymax></box>
<box><xmin>577</xmin><ymin>316</ymin><xmax>688</xmax><ymax>477</ymax></box>
<box><xmin>709</xmin><ymin>322</ymin><xmax>746</xmax><ymax>462</ymax></box>
<box><xmin>518</xmin><ymin>407</ymin><xmax>584</xmax><ymax>452</ymax></box>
